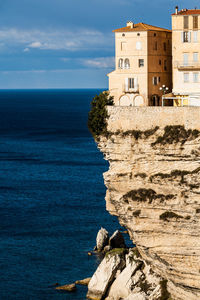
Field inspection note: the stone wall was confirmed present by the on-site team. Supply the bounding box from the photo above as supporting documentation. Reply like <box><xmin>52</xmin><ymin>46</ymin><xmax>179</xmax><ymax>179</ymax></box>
<box><xmin>97</xmin><ymin>106</ymin><xmax>200</xmax><ymax>300</ymax></box>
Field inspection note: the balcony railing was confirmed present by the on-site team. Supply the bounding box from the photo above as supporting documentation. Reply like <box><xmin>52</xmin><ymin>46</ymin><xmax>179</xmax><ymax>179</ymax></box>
<box><xmin>123</xmin><ymin>85</ymin><xmax>139</xmax><ymax>93</ymax></box>
<box><xmin>174</xmin><ymin>61</ymin><xmax>200</xmax><ymax>70</ymax></box>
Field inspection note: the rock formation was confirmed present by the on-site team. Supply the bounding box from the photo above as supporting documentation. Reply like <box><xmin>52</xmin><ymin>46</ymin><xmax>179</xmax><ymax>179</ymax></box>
<box><xmin>87</xmin><ymin>248</ymin><xmax>168</xmax><ymax>300</ymax></box>
<box><xmin>96</xmin><ymin>106</ymin><xmax>200</xmax><ymax>300</ymax></box>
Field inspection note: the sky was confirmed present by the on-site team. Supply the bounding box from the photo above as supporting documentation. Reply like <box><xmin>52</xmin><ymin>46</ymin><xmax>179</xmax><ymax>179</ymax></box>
<box><xmin>0</xmin><ymin>0</ymin><xmax>199</xmax><ymax>89</ymax></box>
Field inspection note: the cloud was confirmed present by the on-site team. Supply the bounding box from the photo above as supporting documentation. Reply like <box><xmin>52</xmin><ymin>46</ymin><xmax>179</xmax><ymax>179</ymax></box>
<box><xmin>81</xmin><ymin>57</ymin><xmax>115</xmax><ymax>69</ymax></box>
<box><xmin>28</xmin><ymin>41</ymin><xmax>42</xmax><ymax>48</ymax></box>
<box><xmin>0</xmin><ymin>27</ymin><xmax>113</xmax><ymax>52</ymax></box>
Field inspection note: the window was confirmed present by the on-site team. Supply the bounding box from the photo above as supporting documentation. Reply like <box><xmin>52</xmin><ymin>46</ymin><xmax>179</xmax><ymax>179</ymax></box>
<box><xmin>184</xmin><ymin>73</ymin><xmax>189</xmax><ymax>83</ymax></box>
<box><xmin>193</xmin><ymin>52</ymin><xmax>198</xmax><ymax>62</ymax></box>
<box><xmin>138</xmin><ymin>59</ymin><xmax>144</xmax><ymax>67</ymax></box>
<box><xmin>128</xmin><ymin>78</ymin><xmax>134</xmax><ymax>89</ymax></box>
<box><xmin>194</xmin><ymin>31</ymin><xmax>198</xmax><ymax>42</ymax></box>
<box><xmin>118</xmin><ymin>58</ymin><xmax>123</xmax><ymax>69</ymax></box>
<box><xmin>193</xmin><ymin>16</ymin><xmax>198</xmax><ymax>29</ymax></box>
<box><xmin>136</xmin><ymin>41</ymin><xmax>142</xmax><ymax>50</ymax></box>
<box><xmin>153</xmin><ymin>41</ymin><xmax>157</xmax><ymax>50</ymax></box>
<box><xmin>193</xmin><ymin>72</ymin><xmax>199</xmax><ymax>82</ymax></box>
<box><xmin>154</xmin><ymin>33</ymin><xmax>157</xmax><ymax>37</ymax></box>
<box><xmin>121</xmin><ymin>42</ymin><xmax>126</xmax><ymax>51</ymax></box>
<box><xmin>164</xmin><ymin>60</ymin><xmax>167</xmax><ymax>71</ymax></box>
<box><xmin>159</xmin><ymin>59</ymin><xmax>162</xmax><ymax>65</ymax></box>
<box><xmin>122</xmin><ymin>33</ymin><xmax>125</xmax><ymax>37</ymax></box>
<box><xmin>183</xmin><ymin>53</ymin><xmax>189</xmax><ymax>66</ymax></box>
<box><xmin>182</xmin><ymin>31</ymin><xmax>191</xmax><ymax>43</ymax></box>
<box><xmin>163</xmin><ymin>42</ymin><xmax>166</xmax><ymax>51</ymax></box>
<box><xmin>137</xmin><ymin>33</ymin><xmax>140</xmax><ymax>36</ymax></box>
<box><xmin>124</xmin><ymin>58</ymin><xmax>130</xmax><ymax>69</ymax></box>
<box><xmin>184</xmin><ymin>16</ymin><xmax>189</xmax><ymax>29</ymax></box>
<box><xmin>152</xmin><ymin>77</ymin><xmax>158</xmax><ymax>85</ymax></box>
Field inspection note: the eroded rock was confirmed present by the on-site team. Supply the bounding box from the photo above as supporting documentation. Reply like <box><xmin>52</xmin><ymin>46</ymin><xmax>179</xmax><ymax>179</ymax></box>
<box><xmin>87</xmin><ymin>249</ymin><xmax>126</xmax><ymax>300</ymax></box>
<box><xmin>55</xmin><ymin>283</ymin><xmax>76</xmax><ymax>292</ymax></box>
<box><xmin>109</xmin><ymin>230</ymin><xmax>126</xmax><ymax>249</ymax></box>
<box><xmin>96</xmin><ymin>227</ymin><xmax>109</xmax><ymax>251</ymax></box>
<box><xmin>75</xmin><ymin>277</ymin><xmax>91</xmax><ymax>286</ymax></box>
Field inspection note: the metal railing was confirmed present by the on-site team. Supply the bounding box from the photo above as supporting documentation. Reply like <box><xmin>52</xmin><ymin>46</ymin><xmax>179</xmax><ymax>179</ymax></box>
<box><xmin>174</xmin><ymin>61</ymin><xmax>200</xmax><ymax>70</ymax></box>
<box><xmin>122</xmin><ymin>84</ymin><xmax>139</xmax><ymax>93</ymax></box>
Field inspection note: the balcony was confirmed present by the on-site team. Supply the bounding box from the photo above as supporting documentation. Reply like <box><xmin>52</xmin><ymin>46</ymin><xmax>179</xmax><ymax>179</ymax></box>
<box><xmin>123</xmin><ymin>85</ymin><xmax>139</xmax><ymax>93</ymax></box>
<box><xmin>174</xmin><ymin>61</ymin><xmax>200</xmax><ymax>70</ymax></box>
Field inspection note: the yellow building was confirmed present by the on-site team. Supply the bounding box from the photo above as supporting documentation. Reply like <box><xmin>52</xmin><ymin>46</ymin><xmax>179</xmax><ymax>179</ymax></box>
<box><xmin>171</xmin><ymin>7</ymin><xmax>200</xmax><ymax>106</ymax></box>
<box><xmin>108</xmin><ymin>22</ymin><xmax>172</xmax><ymax>106</ymax></box>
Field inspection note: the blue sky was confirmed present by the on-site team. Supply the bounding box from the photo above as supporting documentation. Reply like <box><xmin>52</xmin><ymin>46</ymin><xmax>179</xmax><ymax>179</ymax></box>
<box><xmin>0</xmin><ymin>0</ymin><xmax>199</xmax><ymax>89</ymax></box>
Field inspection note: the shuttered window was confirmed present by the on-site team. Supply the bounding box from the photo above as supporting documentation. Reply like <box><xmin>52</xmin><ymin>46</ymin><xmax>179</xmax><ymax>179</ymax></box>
<box><xmin>184</xmin><ymin>16</ymin><xmax>189</xmax><ymax>29</ymax></box>
<box><xmin>193</xmin><ymin>16</ymin><xmax>198</xmax><ymax>30</ymax></box>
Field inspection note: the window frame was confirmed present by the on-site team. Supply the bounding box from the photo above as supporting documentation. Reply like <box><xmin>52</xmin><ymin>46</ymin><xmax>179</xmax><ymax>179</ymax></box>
<box><xmin>138</xmin><ymin>59</ymin><xmax>144</xmax><ymax>67</ymax></box>
<box><xmin>184</xmin><ymin>16</ymin><xmax>189</xmax><ymax>29</ymax></box>
<box><xmin>183</xmin><ymin>72</ymin><xmax>189</xmax><ymax>83</ymax></box>
<box><xmin>193</xmin><ymin>16</ymin><xmax>198</xmax><ymax>30</ymax></box>
<box><xmin>193</xmin><ymin>72</ymin><xmax>199</xmax><ymax>83</ymax></box>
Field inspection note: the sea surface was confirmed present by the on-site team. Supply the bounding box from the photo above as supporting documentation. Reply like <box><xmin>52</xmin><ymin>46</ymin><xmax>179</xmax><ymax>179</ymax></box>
<box><xmin>0</xmin><ymin>89</ymin><xmax>125</xmax><ymax>300</ymax></box>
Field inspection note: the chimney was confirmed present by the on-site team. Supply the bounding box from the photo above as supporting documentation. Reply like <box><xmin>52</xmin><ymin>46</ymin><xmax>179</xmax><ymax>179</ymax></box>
<box><xmin>175</xmin><ymin>6</ymin><xmax>178</xmax><ymax>14</ymax></box>
<box><xmin>127</xmin><ymin>21</ymin><xmax>134</xmax><ymax>28</ymax></box>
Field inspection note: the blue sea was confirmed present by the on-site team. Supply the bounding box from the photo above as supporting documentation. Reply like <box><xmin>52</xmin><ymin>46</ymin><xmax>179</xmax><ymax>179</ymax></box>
<box><xmin>0</xmin><ymin>89</ymin><xmax>124</xmax><ymax>300</ymax></box>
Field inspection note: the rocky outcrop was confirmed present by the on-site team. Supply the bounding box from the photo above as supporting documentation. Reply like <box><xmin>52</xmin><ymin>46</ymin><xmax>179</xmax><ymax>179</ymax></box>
<box><xmin>87</xmin><ymin>248</ymin><xmax>169</xmax><ymax>300</ymax></box>
<box><xmin>97</xmin><ymin>107</ymin><xmax>200</xmax><ymax>300</ymax></box>
<box><xmin>87</xmin><ymin>249</ymin><xmax>126</xmax><ymax>300</ymax></box>
<box><xmin>96</xmin><ymin>227</ymin><xmax>109</xmax><ymax>251</ymax></box>
<box><xmin>56</xmin><ymin>283</ymin><xmax>76</xmax><ymax>292</ymax></box>
<box><xmin>109</xmin><ymin>230</ymin><xmax>126</xmax><ymax>249</ymax></box>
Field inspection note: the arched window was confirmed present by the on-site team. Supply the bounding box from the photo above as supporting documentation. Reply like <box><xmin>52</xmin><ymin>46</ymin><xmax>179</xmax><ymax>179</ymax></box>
<box><xmin>118</xmin><ymin>58</ymin><xmax>123</xmax><ymax>69</ymax></box>
<box><xmin>124</xmin><ymin>58</ymin><xmax>130</xmax><ymax>69</ymax></box>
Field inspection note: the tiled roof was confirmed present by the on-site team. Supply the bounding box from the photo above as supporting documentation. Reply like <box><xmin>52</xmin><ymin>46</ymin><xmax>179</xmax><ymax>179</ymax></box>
<box><xmin>172</xmin><ymin>9</ymin><xmax>200</xmax><ymax>16</ymax></box>
<box><xmin>113</xmin><ymin>23</ymin><xmax>171</xmax><ymax>33</ymax></box>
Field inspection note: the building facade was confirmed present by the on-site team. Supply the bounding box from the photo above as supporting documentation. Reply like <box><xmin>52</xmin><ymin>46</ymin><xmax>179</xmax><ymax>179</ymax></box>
<box><xmin>108</xmin><ymin>22</ymin><xmax>172</xmax><ymax>106</ymax></box>
<box><xmin>171</xmin><ymin>7</ymin><xmax>200</xmax><ymax>106</ymax></box>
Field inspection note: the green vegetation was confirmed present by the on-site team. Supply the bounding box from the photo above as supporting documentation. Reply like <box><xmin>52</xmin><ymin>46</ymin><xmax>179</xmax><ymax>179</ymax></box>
<box><xmin>123</xmin><ymin>189</ymin><xmax>174</xmax><ymax>204</ymax></box>
<box><xmin>105</xmin><ymin>248</ymin><xmax>127</xmax><ymax>258</ymax></box>
<box><xmin>160</xmin><ymin>211</ymin><xmax>183</xmax><ymax>221</ymax></box>
<box><xmin>108</xmin><ymin>126</ymin><xmax>159</xmax><ymax>140</ymax></box>
<box><xmin>152</xmin><ymin>125</ymin><xmax>200</xmax><ymax>146</ymax></box>
<box><xmin>150</xmin><ymin>167</ymin><xmax>200</xmax><ymax>184</ymax></box>
<box><xmin>88</xmin><ymin>91</ymin><xmax>114</xmax><ymax>139</ymax></box>
<box><xmin>159</xmin><ymin>279</ymin><xmax>172</xmax><ymax>300</ymax></box>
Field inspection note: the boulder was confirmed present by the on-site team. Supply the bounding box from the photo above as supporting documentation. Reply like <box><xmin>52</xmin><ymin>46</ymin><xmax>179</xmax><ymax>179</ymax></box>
<box><xmin>107</xmin><ymin>250</ymin><xmax>142</xmax><ymax>300</ymax></box>
<box><xmin>96</xmin><ymin>227</ymin><xmax>109</xmax><ymax>251</ymax></box>
<box><xmin>75</xmin><ymin>277</ymin><xmax>91</xmax><ymax>286</ymax></box>
<box><xmin>109</xmin><ymin>230</ymin><xmax>126</xmax><ymax>249</ymax></box>
<box><xmin>87</xmin><ymin>250</ymin><xmax>125</xmax><ymax>300</ymax></box>
<box><xmin>55</xmin><ymin>283</ymin><xmax>76</xmax><ymax>292</ymax></box>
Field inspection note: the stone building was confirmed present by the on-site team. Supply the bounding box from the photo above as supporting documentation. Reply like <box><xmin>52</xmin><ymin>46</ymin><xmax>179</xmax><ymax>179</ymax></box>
<box><xmin>108</xmin><ymin>22</ymin><xmax>172</xmax><ymax>106</ymax></box>
<box><xmin>170</xmin><ymin>7</ymin><xmax>200</xmax><ymax>106</ymax></box>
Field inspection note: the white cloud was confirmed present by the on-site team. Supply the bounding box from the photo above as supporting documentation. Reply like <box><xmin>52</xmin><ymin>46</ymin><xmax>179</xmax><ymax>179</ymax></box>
<box><xmin>28</xmin><ymin>41</ymin><xmax>42</xmax><ymax>48</ymax></box>
<box><xmin>23</xmin><ymin>47</ymin><xmax>30</xmax><ymax>52</ymax></box>
<box><xmin>81</xmin><ymin>57</ymin><xmax>115</xmax><ymax>68</ymax></box>
<box><xmin>0</xmin><ymin>27</ymin><xmax>113</xmax><ymax>52</ymax></box>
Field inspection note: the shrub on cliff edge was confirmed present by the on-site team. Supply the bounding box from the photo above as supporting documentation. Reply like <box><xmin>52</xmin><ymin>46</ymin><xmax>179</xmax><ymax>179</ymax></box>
<box><xmin>88</xmin><ymin>91</ymin><xmax>114</xmax><ymax>139</ymax></box>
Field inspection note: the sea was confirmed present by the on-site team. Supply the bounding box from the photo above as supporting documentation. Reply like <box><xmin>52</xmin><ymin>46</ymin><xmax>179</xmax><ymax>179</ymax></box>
<box><xmin>0</xmin><ymin>89</ymin><xmax>127</xmax><ymax>300</ymax></box>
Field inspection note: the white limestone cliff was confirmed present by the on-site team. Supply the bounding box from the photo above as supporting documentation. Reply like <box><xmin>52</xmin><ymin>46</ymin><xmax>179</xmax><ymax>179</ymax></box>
<box><xmin>96</xmin><ymin>106</ymin><xmax>200</xmax><ymax>300</ymax></box>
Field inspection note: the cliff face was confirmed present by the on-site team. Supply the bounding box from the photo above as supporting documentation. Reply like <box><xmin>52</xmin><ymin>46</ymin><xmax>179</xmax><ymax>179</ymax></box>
<box><xmin>97</xmin><ymin>107</ymin><xmax>200</xmax><ymax>300</ymax></box>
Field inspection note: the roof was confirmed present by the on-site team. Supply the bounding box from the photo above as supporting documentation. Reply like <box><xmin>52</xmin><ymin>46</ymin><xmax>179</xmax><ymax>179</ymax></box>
<box><xmin>172</xmin><ymin>9</ymin><xmax>200</xmax><ymax>16</ymax></box>
<box><xmin>113</xmin><ymin>22</ymin><xmax>171</xmax><ymax>33</ymax></box>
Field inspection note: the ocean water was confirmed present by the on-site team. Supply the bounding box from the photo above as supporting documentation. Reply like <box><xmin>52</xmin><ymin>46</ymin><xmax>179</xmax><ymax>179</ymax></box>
<box><xmin>0</xmin><ymin>89</ymin><xmax>124</xmax><ymax>300</ymax></box>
